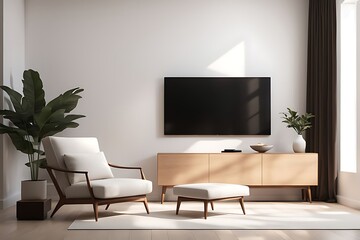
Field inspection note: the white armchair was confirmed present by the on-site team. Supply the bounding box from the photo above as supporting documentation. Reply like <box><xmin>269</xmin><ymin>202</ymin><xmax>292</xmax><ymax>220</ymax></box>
<box><xmin>42</xmin><ymin>136</ymin><xmax>152</xmax><ymax>221</ymax></box>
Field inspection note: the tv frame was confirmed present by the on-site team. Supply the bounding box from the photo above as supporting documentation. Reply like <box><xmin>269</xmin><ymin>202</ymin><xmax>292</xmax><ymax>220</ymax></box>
<box><xmin>164</xmin><ymin>77</ymin><xmax>271</xmax><ymax>136</ymax></box>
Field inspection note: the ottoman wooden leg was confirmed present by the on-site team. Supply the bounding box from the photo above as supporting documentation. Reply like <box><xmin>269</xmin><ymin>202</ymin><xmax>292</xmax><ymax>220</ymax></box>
<box><xmin>204</xmin><ymin>200</ymin><xmax>208</xmax><ymax>219</ymax></box>
<box><xmin>239</xmin><ymin>197</ymin><xmax>246</xmax><ymax>215</ymax></box>
<box><xmin>176</xmin><ymin>197</ymin><xmax>182</xmax><ymax>215</ymax></box>
<box><xmin>210</xmin><ymin>201</ymin><xmax>214</xmax><ymax>210</ymax></box>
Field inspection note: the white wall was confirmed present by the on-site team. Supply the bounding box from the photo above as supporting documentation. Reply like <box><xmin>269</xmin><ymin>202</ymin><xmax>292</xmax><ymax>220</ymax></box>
<box><xmin>24</xmin><ymin>0</ymin><xmax>309</xmax><ymax>201</ymax></box>
<box><xmin>337</xmin><ymin>1</ymin><xmax>360</xmax><ymax>208</ymax></box>
<box><xmin>1</xmin><ymin>0</ymin><xmax>27</xmax><ymax>209</ymax></box>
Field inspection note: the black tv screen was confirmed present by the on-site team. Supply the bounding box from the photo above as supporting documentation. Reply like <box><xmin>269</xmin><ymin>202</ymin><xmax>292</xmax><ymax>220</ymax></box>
<box><xmin>164</xmin><ymin>77</ymin><xmax>271</xmax><ymax>135</ymax></box>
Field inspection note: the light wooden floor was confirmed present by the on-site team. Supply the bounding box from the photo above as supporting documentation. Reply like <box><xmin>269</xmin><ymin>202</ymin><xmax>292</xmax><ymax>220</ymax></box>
<box><xmin>1</xmin><ymin>202</ymin><xmax>360</xmax><ymax>240</ymax></box>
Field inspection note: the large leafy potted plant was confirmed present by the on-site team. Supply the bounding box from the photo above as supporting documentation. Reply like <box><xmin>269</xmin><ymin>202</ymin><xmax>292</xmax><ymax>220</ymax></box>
<box><xmin>0</xmin><ymin>69</ymin><xmax>84</xmax><ymax>199</ymax></box>
<box><xmin>280</xmin><ymin>108</ymin><xmax>314</xmax><ymax>153</ymax></box>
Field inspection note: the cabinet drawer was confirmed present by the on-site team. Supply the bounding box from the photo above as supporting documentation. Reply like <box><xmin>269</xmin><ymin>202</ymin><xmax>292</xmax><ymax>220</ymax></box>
<box><xmin>262</xmin><ymin>153</ymin><xmax>318</xmax><ymax>185</ymax></box>
<box><xmin>157</xmin><ymin>153</ymin><xmax>209</xmax><ymax>185</ymax></box>
<box><xmin>209</xmin><ymin>153</ymin><xmax>262</xmax><ymax>185</ymax></box>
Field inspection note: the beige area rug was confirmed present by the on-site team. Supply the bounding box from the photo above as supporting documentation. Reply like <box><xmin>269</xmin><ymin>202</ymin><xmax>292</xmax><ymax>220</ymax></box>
<box><xmin>68</xmin><ymin>201</ymin><xmax>360</xmax><ymax>230</ymax></box>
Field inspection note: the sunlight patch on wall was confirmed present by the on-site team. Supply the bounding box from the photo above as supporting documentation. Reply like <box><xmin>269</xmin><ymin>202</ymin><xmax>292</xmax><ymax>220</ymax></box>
<box><xmin>207</xmin><ymin>42</ymin><xmax>246</xmax><ymax>76</ymax></box>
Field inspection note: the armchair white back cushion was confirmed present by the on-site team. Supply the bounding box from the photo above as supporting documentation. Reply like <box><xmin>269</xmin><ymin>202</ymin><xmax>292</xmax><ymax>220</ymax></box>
<box><xmin>64</xmin><ymin>152</ymin><xmax>114</xmax><ymax>184</ymax></box>
<box><xmin>42</xmin><ymin>137</ymin><xmax>101</xmax><ymax>193</ymax></box>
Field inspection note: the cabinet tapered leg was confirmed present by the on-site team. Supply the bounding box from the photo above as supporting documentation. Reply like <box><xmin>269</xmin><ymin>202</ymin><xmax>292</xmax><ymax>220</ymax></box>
<box><xmin>307</xmin><ymin>186</ymin><xmax>312</xmax><ymax>203</ymax></box>
<box><xmin>161</xmin><ymin>186</ymin><xmax>167</xmax><ymax>204</ymax></box>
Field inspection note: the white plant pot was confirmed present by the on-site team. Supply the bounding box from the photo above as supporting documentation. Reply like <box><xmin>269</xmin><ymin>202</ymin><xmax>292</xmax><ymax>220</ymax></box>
<box><xmin>293</xmin><ymin>134</ymin><xmax>306</xmax><ymax>153</ymax></box>
<box><xmin>21</xmin><ymin>180</ymin><xmax>47</xmax><ymax>200</ymax></box>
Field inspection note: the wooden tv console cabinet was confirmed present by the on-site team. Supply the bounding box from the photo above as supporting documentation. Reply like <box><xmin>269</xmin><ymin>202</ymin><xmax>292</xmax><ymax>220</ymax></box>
<box><xmin>157</xmin><ymin>153</ymin><xmax>318</xmax><ymax>203</ymax></box>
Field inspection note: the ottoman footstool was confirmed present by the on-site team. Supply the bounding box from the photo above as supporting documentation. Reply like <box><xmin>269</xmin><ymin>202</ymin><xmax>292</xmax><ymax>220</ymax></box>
<box><xmin>173</xmin><ymin>183</ymin><xmax>250</xmax><ymax>219</ymax></box>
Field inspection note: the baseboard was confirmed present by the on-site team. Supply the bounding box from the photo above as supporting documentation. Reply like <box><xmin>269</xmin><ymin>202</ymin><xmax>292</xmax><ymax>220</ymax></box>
<box><xmin>337</xmin><ymin>195</ymin><xmax>360</xmax><ymax>209</ymax></box>
<box><xmin>0</xmin><ymin>192</ymin><xmax>20</xmax><ymax>209</ymax></box>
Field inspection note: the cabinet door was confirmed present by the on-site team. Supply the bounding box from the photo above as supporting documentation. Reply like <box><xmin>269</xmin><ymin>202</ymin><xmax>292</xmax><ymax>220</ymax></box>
<box><xmin>157</xmin><ymin>153</ymin><xmax>209</xmax><ymax>186</ymax></box>
<box><xmin>209</xmin><ymin>153</ymin><xmax>262</xmax><ymax>185</ymax></box>
<box><xmin>262</xmin><ymin>153</ymin><xmax>318</xmax><ymax>186</ymax></box>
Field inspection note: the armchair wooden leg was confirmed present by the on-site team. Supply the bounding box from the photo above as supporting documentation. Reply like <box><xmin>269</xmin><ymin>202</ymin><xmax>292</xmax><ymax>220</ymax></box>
<box><xmin>210</xmin><ymin>201</ymin><xmax>214</xmax><ymax>210</ymax></box>
<box><xmin>105</xmin><ymin>204</ymin><xmax>110</xmax><ymax>210</ymax></box>
<box><xmin>93</xmin><ymin>203</ymin><xmax>99</xmax><ymax>221</ymax></box>
<box><xmin>51</xmin><ymin>199</ymin><xmax>64</xmax><ymax>218</ymax></box>
<box><xmin>143</xmin><ymin>197</ymin><xmax>150</xmax><ymax>214</ymax></box>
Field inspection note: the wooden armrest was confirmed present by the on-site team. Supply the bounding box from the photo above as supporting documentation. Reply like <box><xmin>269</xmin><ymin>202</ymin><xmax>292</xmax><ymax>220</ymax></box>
<box><xmin>46</xmin><ymin>166</ymin><xmax>88</xmax><ymax>175</ymax></box>
<box><xmin>108</xmin><ymin>163</ymin><xmax>146</xmax><ymax>180</ymax></box>
<box><xmin>45</xmin><ymin>166</ymin><xmax>96</xmax><ymax>199</ymax></box>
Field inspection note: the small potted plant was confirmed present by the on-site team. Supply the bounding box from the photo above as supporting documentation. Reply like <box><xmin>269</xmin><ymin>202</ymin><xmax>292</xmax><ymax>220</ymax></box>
<box><xmin>0</xmin><ymin>69</ymin><xmax>85</xmax><ymax>200</ymax></box>
<box><xmin>280</xmin><ymin>108</ymin><xmax>314</xmax><ymax>153</ymax></box>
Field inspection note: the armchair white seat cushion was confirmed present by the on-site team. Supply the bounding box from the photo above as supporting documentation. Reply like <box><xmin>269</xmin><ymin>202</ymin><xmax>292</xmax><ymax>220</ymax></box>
<box><xmin>63</xmin><ymin>152</ymin><xmax>114</xmax><ymax>184</ymax></box>
<box><xmin>65</xmin><ymin>178</ymin><xmax>153</xmax><ymax>199</ymax></box>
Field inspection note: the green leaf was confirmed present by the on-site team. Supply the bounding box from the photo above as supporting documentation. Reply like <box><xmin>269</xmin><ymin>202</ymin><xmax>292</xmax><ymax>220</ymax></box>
<box><xmin>0</xmin><ymin>123</ymin><xmax>31</xmax><ymax>148</ymax></box>
<box><xmin>46</xmin><ymin>87</ymin><xmax>84</xmax><ymax>113</ymax></box>
<box><xmin>22</xmin><ymin>69</ymin><xmax>46</xmax><ymax>114</ymax></box>
<box><xmin>280</xmin><ymin>108</ymin><xmax>315</xmax><ymax>134</ymax></box>
<box><xmin>7</xmin><ymin>133</ymin><xmax>34</xmax><ymax>154</ymax></box>
<box><xmin>26</xmin><ymin>124</ymin><xmax>41</xmax><ymax>142</ymax></box>
<box><xmin>47</xmin><ymin>109</ymin><xmax>66</xmax><ymax>122</ymax></box>
<box><xmin>25</xmin><ymin>158</ymin><xmax>47</xmax><ymax>168</ymax></box>
<box><xmin>34</xmin><ymin>107</ymin><xmax>66</xmax><ymax>129</ymax></box>
<box><xmin>0</xmin><ymin>109</ymin><xmax>18</xmax><ymax>116</ymax></box>
<box><xmin>35</xmin><ymin>109</ymin><xmax>66</xmax><ymax>140</ymax></box>
<box><xmin>0</xmin><ymin>86</ymin><xmax>23</xmax><ymax>112</ymax></box>
<box><xmin>64</xmin><ymin>114</ymin><xmax>86</xmax><ymax>122</ymax></box>
<box><xmin>0</xmin><ymin>109</ymin><xmax>32</xmax><ymax>131</ymax></box>
<box><xmin>34</xmin><ymin>106</ymin><xmax>52</xmax><ymax>129</ymax></box>
<box><xmin>39</xmin><ymin>121</ymin><xmax>79</xmax><ymax>140</ymax></box>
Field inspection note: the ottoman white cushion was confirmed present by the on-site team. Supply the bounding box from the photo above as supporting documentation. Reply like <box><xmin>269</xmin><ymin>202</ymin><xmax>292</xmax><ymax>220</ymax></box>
<box><xmin>173</xmin><ymin>183</ymin><xmax>249</xmax><ymax>200</ymax></box>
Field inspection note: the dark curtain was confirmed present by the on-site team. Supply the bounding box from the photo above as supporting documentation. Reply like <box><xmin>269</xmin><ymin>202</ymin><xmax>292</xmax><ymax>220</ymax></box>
<box><xmin>306</xmin><ymin>0</ymin><xmax>337</xmax><ymax>202</ymax></box>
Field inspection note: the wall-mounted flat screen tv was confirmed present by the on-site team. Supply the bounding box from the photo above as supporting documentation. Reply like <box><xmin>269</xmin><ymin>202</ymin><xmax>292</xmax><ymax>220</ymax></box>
<box><xmin>164</xmin><ymin>77</ymin><xmax>271</xmax><ymax>135</ymax></box>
